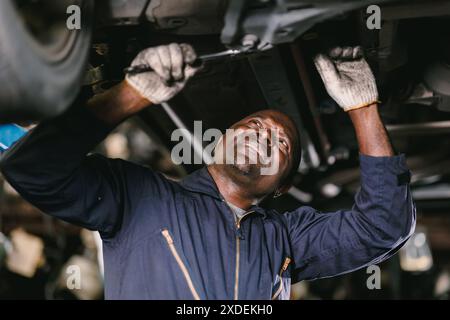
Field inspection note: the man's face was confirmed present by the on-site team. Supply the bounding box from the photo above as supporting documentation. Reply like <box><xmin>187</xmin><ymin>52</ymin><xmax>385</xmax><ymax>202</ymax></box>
<box><xmin>213</xmin><ymin>110</ymin><xmax>299</xmax><ymax>197</ymax></box>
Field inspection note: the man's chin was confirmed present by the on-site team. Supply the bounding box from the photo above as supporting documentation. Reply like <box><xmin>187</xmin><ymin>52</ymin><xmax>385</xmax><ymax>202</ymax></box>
<box><xmin>231</xmin><ymin>163</ymin><xmax>260</xmax><ymax>178</ymax></box>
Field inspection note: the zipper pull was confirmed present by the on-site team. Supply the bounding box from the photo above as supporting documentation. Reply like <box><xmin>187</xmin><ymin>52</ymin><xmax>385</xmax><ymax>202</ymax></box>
<box><xmin>162</xmin><ymin>229</ymin><xmax>174</xmax><ymax>244</ymax></box>
<box><xmin>235</xmin><ymin>227</ymin><xmax>245</xmax><ymax>240</ymax></box>
<box><xmin>282</xmin><ymin>257</ymin><xmax>291</xmax><ymax>272</ymax></box>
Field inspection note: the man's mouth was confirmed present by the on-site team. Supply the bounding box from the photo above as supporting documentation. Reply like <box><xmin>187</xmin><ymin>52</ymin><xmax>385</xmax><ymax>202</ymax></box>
<box><xmin>239</xmin><ymin>138</ymin><xmax>271</xmax><ymax>164</ymax></box>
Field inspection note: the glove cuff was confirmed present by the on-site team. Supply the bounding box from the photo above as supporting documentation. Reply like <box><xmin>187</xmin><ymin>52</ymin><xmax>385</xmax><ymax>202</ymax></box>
<box><xmin>344</xmin><ymin>100</ymin><xmax>381</xmax><ymax>112</ymax></box>
<box><xmin>125</xmin><ymin>75</ymin><xmax>165</xmax><ymax>105</ymax></box>
<box><xmin>124</xmin><ymin>77</ymin><xmax>154</xmax><ymax>103</ymax></box>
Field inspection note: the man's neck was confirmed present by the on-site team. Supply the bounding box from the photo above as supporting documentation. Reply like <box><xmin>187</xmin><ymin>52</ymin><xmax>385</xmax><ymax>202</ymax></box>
<box><xmin>207</xmin><ymin>165</ymin><xmax>260</xmax><ymax>210</ymax></box>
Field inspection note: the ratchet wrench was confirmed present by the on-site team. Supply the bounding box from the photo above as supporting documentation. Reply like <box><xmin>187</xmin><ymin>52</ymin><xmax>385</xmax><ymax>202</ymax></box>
<box><xmin>123</xmin><ymin>48</ymin><xmax>243</xmax><ymax>75</ymax></box>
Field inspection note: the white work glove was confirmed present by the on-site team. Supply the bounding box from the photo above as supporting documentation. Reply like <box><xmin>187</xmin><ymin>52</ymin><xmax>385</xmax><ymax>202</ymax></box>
<box><xmin>314</xmin><ymin>46</ymin><xmax>379</xmax><ymax>112</ymax></box>
<box><xmin>125</xmin><ymin>43</ymin><xmax>200</xmax><ymax>104</ymax></box>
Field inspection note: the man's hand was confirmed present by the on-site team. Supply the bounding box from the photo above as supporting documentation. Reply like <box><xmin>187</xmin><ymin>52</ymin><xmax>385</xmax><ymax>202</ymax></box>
<box><xmin>314</xmin><ymin>46</ymin><xmax>378</xmax><ymax>112</ymax></box>
<box><xmin>86</xmin><ymin>43</ymin><xmax>200</xmax><ymax>125</ymax></box>
<box><xmin>315</xmin><ymin>46</ymin><xmax>393</xmax><ymax>156</ymax></box>
<box><xmin>125</xmin><ymin>43</ymin><xmax>200</xmax><ymax>104</ymax></box>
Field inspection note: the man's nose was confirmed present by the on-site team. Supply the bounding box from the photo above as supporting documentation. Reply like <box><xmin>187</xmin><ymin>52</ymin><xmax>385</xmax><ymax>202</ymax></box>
<box><xmin>256</xmin><ymin>128</ymin><xmax>272</xmax><ymax>149</ymax></box>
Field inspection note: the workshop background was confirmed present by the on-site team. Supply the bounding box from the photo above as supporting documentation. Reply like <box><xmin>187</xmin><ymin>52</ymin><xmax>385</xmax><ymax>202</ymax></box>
<box><xmin>1</xmin><ymin>0</ymin><xmax>450</xmax><ymax>299</ymax></box>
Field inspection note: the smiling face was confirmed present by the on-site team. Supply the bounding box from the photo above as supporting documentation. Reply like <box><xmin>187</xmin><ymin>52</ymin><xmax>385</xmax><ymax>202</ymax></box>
<box><xmin>212</xmin><ymin>109</ymin><xmax>300</xmax><ymax>198</ymax></box>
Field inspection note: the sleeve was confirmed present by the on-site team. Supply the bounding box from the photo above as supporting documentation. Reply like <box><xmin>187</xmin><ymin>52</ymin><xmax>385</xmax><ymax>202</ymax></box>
<box><xmin>0</xmin><ymin>105</ymin><xmax>161</xmax><ymax>239</ymax></box>
<box><xmin>284</xmin><ymin>154</ymin><xmax>416</xmax><ymax>282</ymax></box>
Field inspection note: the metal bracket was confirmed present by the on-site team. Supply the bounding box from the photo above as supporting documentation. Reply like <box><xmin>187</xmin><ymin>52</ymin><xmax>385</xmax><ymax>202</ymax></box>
<box><xmin>221</xmin><ymin>0</ymin><xmax>393</xmax><ymax>50</ymax></box>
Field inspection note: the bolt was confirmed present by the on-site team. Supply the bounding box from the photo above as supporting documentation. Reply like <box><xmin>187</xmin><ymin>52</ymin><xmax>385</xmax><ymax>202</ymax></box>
<box><xmin>241</xmin><ymin>34</ymin><xmax>259</xmax><ymax>49</ymax></box>
<box><xmin>93</xmin><ymin>43</ymin><xmax>109</xmax><ymax>56</ymax></box>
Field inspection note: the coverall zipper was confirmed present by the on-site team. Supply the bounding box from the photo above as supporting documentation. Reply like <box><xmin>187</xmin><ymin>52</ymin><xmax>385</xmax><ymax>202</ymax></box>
<box><xmin>161</xmin><ymin>229</ymin><xmax>201</xmax><ymax>300</ymax></box>
<box><xmin>271</xmin><ymin>257</ymin><xmax>291</xmax><ymax>300</ymax></box>
<box><xmin>234</xmin><ymin>210</ymin><xmax>254</xmax><ymax>300</ymax></box>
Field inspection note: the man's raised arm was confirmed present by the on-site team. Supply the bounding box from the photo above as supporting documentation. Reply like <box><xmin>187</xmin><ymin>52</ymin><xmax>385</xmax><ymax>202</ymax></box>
<box><xmin>0</xmin><ymin>43</ymin><xmax>199</xmax><ymax>238</ymax></box>
<box><xmin>284</xmin><ymin>46</ymin><xmax>416</xmax><ymax>282</ymax></box>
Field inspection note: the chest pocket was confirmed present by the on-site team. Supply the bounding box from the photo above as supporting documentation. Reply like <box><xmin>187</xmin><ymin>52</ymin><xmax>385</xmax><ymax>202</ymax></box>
<box><xmin>272</xmin><ymin>257</ymin><xmax>292</xmax><ymax>300</ymax></box>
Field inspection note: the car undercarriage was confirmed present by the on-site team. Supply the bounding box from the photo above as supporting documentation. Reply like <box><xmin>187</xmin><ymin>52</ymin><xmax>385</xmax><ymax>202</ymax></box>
<box><xmin>1</xmin><ymin>0</ymin><xmax>450</xmax><ymax>300</ymax></box>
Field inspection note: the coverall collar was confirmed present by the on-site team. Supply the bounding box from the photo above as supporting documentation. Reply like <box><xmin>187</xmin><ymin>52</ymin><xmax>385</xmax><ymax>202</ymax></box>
<box><xmin>179</xmin><ymin>167</ymin><xmax>267</xmax><ymax>218</ymax></box>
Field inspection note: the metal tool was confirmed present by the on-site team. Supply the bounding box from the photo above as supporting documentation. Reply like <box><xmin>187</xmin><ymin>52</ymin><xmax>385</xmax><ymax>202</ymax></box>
<box><xmin>124</xmin><ymin>48</ymin><xmax>243</xmax><ymax>75</ymax></box>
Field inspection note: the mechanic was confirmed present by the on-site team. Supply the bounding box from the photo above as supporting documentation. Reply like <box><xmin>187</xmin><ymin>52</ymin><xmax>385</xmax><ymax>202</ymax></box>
<box><xmin>0</xmin><ymin>43</ymin><xmax>415</xmax><ymax>300</ymax></box>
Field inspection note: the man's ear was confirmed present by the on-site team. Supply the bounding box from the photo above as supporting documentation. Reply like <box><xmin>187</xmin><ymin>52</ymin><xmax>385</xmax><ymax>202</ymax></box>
<box><xmin>279</xmin><ymin>183</ymin><xmax>291</xmax><ymax>194</ymax></box>
<box><xmin>273</xmin><ymin>183</ymin><xmax>291</xmax><ymax>198</ymax></box>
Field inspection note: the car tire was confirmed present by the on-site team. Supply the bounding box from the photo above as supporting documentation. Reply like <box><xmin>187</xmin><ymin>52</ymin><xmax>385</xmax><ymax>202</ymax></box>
<box><xmin>0</xmin><ymin>0</ymin><xmax>94</xmax><ymax>121</ymax></box>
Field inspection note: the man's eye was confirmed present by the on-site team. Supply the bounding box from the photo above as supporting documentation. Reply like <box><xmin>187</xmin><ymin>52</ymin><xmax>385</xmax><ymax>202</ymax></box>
<box><xmin>249</xmin><ymin>120</ymin><xmax>262</xmax><ymax>128</ymax></box>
